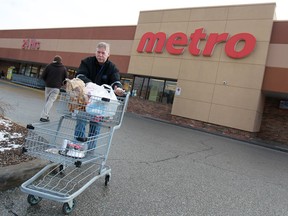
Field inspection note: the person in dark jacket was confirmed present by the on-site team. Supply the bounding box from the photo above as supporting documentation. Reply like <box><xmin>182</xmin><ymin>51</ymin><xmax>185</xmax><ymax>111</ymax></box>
<box><xmin>40</xmin><ymin>55</ymin><xmax>68</xmax><ymax>122</ymax></box>
<box><xmin>75</xmin><ymin>42</ymin><xmax>124</xmax><ymax>94</ymax></box>
<box><xmin>74</xmin><ymin>42</ymin><xmax>124</xmax><ymax>149</ymax></box>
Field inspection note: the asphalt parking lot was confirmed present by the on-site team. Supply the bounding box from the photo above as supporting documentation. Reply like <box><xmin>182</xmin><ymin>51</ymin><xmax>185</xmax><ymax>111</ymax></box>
<box><xmin>1</xmin><ymin>80</ymin><xmax>288</xmax><ymax>216</ymax></box>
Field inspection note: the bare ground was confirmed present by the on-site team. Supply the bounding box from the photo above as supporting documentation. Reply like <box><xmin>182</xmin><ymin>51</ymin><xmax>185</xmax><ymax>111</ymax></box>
<box><xmin>0</xmin><ymin>115</ymin><xmax>34</xmax><ymax>167</ymax></box>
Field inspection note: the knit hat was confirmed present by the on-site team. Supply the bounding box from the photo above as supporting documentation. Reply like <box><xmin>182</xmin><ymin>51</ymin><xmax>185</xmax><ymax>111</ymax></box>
<box><xmin>53</xmin><ymin>55</ymin><xmax>62</xmax><ymax>63</ymax></box>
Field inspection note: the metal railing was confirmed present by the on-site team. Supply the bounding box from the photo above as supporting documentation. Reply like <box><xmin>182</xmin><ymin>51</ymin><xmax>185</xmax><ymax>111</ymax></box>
<box><xmin>11</xmin><ymin>74</ymin><xmax>45</xmax><ymax>89</ymax></box>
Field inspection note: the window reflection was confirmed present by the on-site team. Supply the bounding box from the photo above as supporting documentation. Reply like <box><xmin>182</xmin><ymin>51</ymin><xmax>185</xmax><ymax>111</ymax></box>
<box><xmin>148</xmin><ymin>79</ymin><xmax>164</xmax><ymax>102</ymax></box>
<box><xmin>30</xmin><ymin>66</ymin><xmax>39</xmax><ymax>78</ymax></box>
<box><xmin>131</xmin><ymin>76</ymin><xmax>176</xmax><ymax>104</ymax></box>
<box><xmin>133</xmin><ymin>76</ymin><xmax>149</xmax><ymax>99</ymax></box>
<box><xmin>24</xmin><ymin>65</ymin><xmax>31</xmax><ymax>76</ymax></box>
<box><xmin>163</xmin><ymin>81</ymin><xmax>176</xmax><ymax>104</ymax></box>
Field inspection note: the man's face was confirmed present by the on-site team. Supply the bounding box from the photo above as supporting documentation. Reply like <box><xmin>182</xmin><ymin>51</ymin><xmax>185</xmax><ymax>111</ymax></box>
<box><xmin>95</xmin><ymin>47</ymin><xmax>109</xmax><ymax>64</ymax></box>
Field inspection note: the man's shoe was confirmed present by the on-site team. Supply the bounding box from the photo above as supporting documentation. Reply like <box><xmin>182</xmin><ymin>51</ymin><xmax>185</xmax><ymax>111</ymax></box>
<box><xmin>40</xmin><ymin>118</ymin><xmax>50</xmax><ymax>122</ymax></box>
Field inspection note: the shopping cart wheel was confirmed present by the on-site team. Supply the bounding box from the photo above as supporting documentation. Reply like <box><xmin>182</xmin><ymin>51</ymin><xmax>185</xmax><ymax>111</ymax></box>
<box><xmin>105</xmin><ymin>174</ymin><xmax>111</xmax><ymax>186</ymax></box>
<box><xmin>62</xmin><ymin>200</ymin><xmax>76</xmax><ymax>215</ymax></box>
<box><xmin>27</xmin><ymin>194</ymin><xmax>42</xmax><ymax>206</ymax></box>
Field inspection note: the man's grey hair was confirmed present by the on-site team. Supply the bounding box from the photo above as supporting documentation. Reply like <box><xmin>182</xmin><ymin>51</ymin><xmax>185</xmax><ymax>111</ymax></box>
<box><xmin>96</xmin><ymin>42</ymin><xmax>110</xmax><ymax>53</ymax></box>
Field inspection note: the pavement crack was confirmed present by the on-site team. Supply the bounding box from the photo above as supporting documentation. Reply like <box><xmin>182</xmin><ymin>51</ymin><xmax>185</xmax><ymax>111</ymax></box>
<box><xmin>150</xmin><ymin>146</ymin><xmax>213</xmax><ymax>164</ymax></box>
<box><xmin>151</xmin><ymin>154</ymin><xmax>180</xmax><ymax>163</ymax></box>
<box><xmin>110</xmin><ymin>145</ymin><xmax>213</xmax><ymax>165</ymax></box>
<box><xmin>8</xmin><ymin>210</ymin><xmax>18</xmax><ymax>216</ymax></box>
<box><xmin>3</xmin><ymin>201</ymin><xmax>18</xmax><ymax>216</ymax></box>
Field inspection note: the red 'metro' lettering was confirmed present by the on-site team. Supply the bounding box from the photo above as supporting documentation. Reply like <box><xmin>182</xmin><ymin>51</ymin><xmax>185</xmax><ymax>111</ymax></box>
<box><xmin>137</xmin><ymin>28</ymin><xmax>256</xmax><ymax>59</ymax></box>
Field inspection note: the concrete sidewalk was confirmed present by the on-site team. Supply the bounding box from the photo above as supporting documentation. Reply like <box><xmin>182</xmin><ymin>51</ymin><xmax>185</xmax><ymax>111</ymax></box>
<box><xmin>0</xmin><ymin>79</ymin><xmax>60</xmax><ymax>126</ymax></box>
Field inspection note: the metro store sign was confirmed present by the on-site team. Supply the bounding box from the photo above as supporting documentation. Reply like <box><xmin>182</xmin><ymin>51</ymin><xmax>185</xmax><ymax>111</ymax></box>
<box><xmin>137</xmin><ymin>28</ymin><xmax>256</xmax><ymax>59</ymax></box>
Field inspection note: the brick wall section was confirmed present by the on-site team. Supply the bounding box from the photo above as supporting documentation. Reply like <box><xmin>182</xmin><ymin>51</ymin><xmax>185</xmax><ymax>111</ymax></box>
<box><xmin>127</xmin><ymin>97</ymin><xmax>288</xmax><ymax>146</ymax></box>
<box><xmin>127</xmin><ymin>97</ymin><xmax>256</xmax><ymax>142</ymax></box>
<box><xmin>258</xmin><ymin>98</ymin><xmax>288</xmax><ymax>145</ymax></box>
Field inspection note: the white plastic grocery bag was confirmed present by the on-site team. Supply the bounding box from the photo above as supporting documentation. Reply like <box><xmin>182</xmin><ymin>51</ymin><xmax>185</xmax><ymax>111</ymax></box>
<box><xmin>85</xmin><ymin>83</ymin><xmax>120</xmax><ymax>117</ymax></box>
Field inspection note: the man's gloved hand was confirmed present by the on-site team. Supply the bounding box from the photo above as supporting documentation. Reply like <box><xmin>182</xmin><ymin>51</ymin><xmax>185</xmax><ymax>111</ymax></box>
<box><xmin>114</xmin><ymin>86</ymin><xmax>125</xmax><ymax>96</ymax></box>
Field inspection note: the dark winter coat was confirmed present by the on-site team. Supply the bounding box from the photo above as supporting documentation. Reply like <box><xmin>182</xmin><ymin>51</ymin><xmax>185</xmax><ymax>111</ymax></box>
<box><xmin>41</xmin><ymin>62</ymin><xmax>68</xmax><ymax>88</ymax></box>
<box><xmin>75</xmin><ymin>56</ymin><xmax>122</xmax><ymax>89</ymax></box>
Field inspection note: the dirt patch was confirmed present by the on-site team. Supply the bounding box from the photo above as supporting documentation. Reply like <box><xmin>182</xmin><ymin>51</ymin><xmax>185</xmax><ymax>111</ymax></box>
<box><xmin>0</xmin><ymin>115</ymin><xmax>34</xmax><ymax>167</ymax></box>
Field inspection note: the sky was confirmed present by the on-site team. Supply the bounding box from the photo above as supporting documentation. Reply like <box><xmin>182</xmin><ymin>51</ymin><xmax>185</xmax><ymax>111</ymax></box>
<box><xmin>0</xmin><ymin>0</ymin><xmax>287</xmax><ymax>30</ymax></box>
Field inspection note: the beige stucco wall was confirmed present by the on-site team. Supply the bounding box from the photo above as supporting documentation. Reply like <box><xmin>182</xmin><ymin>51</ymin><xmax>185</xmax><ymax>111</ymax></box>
<box><xmin>128</xmin><ymin>3</ymin><xmax>275</xmax><ymax>132</ymax></box>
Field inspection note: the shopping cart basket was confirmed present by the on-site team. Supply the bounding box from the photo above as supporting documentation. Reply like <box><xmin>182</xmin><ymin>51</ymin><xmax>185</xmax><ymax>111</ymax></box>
<box><xmin>21</xmin><ymin>92</ymin><xmax>129</xmax><ymax>214</ymax></box>
<box><xmin>57</xmin><ymin>92</ymin><xmax>126</xmax><ymax>126</ymax></box>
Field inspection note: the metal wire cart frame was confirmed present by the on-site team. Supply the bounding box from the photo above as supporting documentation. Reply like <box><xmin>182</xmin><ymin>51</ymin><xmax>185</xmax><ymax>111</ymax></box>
<box><xmin>21</xmin><ymin>92</ymin><xmax>129</xmax><ymax>214</ymax></box>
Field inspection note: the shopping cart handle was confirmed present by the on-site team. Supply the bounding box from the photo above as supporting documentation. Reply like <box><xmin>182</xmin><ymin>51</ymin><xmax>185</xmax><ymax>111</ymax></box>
<box><xmin>117</xmin><ymin>92</ymin><xmax>128</xmax><ymax>98</ymax></box>
<box><xmin>102</xmin><ymin>97</ymin><xmax>110</xmax><ymax>102</ymax></box>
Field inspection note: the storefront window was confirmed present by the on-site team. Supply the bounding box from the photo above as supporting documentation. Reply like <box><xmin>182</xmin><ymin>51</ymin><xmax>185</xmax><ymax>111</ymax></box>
<box><xmin>39</xmin><ymin>67</ymin><xmax>45</xmax><ymax>77</ymax></box>
<box><xmin>20</xmin><ymin>65</ymin><xmax>26</xmax><ymax>75</ymax></box>
<box><xmin>148</xmin><ymin>79</ymin><xmax>164</xmax><ymax>102</ymax></box>
<box><xmin>121</xmin><ymin>78</ymin><xmax>133</xmax><ymax>92</ymax></box>
<box><xmin>132</xmin><ymin>76</ymin><xmax>176</xmax><ymax>104</ymax></box>
<box><xmin>163</xmin><ymin>80</ymin><xmax>176</xmax><ymax>104</ymax></box>
<box><xmin>132</xmin><ymin>76</ymin><xmax>149</xmax><ymax>98</ymax></box>
<box><xmin>30</xmin><ymin>66</ymin><xmax>39</xmax><ymax>78</ymax></box>
<box><xmin>24</xmin><ymin>65</ymin><xmax>31</xmax><ymax>76</ymax></box>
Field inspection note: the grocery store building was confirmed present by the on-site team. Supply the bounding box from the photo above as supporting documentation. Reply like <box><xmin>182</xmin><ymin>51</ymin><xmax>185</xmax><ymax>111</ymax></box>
<box><xmin>1</xmin><ymin>3</ymin><xmax>288</xmax><ymax>144</ymax></box>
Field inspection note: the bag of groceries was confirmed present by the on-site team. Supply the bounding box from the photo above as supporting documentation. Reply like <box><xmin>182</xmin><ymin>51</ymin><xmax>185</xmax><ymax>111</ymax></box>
<box><xmin>85</xmin><ymin>83</ymin><xmax>120</xmax><ymax>117</ymax></box>
<box><xmin>65</xmin><ymin>78</ymin><xmax>88</xmax><ymax>112</ymax></box>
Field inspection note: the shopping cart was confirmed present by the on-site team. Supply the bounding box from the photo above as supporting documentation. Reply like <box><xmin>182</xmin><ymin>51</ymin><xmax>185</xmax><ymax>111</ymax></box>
<box><xmin>21</xmin><ymin>92</ymin><xmax>129</xmax><ymax>214</ymax></box>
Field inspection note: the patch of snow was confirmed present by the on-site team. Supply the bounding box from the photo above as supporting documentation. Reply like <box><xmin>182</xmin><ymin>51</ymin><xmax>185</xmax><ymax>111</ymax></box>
<box><xmin>0</xmin><ymin>119</ymin><xmax>12</xmax><ymax>129</ymax></box>
<box><xmin>0</xmin><ymin>119</ymin><xmax>24</xmax><ymax>152</ymax></box>
<box><xmin>0</xmin><ymin>144</ymin><xmax>22</xmax><ymax>152</ymax></box>
<box><xmin>10</xmin><ymin>133</ymin><xmax>23</xmax><ymax>138</ymax></box>
<box><xmin>0</xmin><ymin>131</ymin><xmax>7</xmax><ymax>141</ymax></box>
